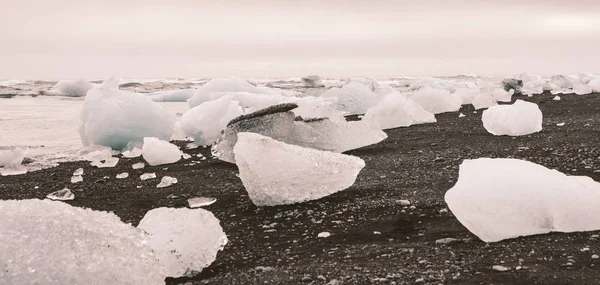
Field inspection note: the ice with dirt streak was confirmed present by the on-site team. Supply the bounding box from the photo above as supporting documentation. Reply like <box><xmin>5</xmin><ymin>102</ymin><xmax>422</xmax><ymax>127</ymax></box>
<box><xmin>181</xmin><ymin>95</ymin><xmax>244</xmax><ymax>146</ymax></box>
<box><xmin>482</xmin><ymin>100</ymin><xmax>542</xmax><ymax>136</ymax></box>
<box><xmin>233</xmin><ymin>132</ymin><xmax>365</xmax><ymax>206</ymax></box>
<box><xmin>445</xmin><ymin>158</ymin><xmax>600</xmax><ymax>242</ymax></box>
<box><xmin>137</xmin><ymin>207</ymin><xmax>228</xmax><ymax>277</ymax></box>
<box><xmin>46</xmin><ymin>79</ymin><xmax>94</xmax><ymax>97</ymax></box>
<box><xmin>79</xmin><ymin>86</ymin><xmax>176</xmax><ymax>150</ymax></box>
<box><xmin>142</xmin><ymin>137</ymin><xmax>182</xmax><ymax>166</ymax></box>
<box><xmin>409</xmin><ymin>86</ymin><xmax>462</xmax><ymax>114</ymax></box>
<box><xmin>362</xmin><ymin>93</ymin><xmax>436</xmax><ymax>129</ymax></box>
<box><xmin>319</xmin><ymin>81</ymin><xmax>382</xmax><ymax>115</ymax></box>
<box><xmin>0</xmin><ymin>199</ymin><xmax>165</xmax><ymax>284</ymax></box>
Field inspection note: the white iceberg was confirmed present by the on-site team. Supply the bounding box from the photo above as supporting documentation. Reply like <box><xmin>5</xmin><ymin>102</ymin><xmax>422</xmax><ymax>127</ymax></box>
<box><xmin>445</xmin><ymin>158</ymin><xmax>600</xmax><ymax>242</ymax></box>
<box><xmin>409</xmin><ymin>86</ymin><xmax>462</xmax><ymax>114</ymax></box>
<box><xmin>142</xmin><ymin>137</ymin><xmax>182</xmax><ymax>166</ymax></box>
<box><xmin>320</xmin><ymin>82</ymin><xmax>382</xmax><ymax>115</ymax></box>
<box><xmin>121</xmin><ymin>141</ymin><xmax>143</xmax><ymax>158</ymax></box>
<box><xmin>0</xmin><ymin>199</ymin><xmax>165</xmax><ymax>284</ymax></box>
<box><xmin>180</xmin><ymin>95</ymin><xmax>244</xmax><ymax>146</ymax></box>
<box><xmin>363</xmin><ymin>93</ymin><xmax>436</xmax><ymax>130</ymax></box>
<box><xmin>233</xmin><ymin>132</ymin><xmax>366</xmax><ymax>206</ymax></box>
<box><xmin>137</xmin><ymin>207</ymin><xmax>228</xmax><ymax>277</ymax></box>
<box><xmin>482</xmin><ymin>100</ymin><xmax>542</xmax><ymax>136</ymax></box>
<box><xmin>47</xmin><ymin>79</ymin><xmax>94</xmax><ymax>97</ymax></box>
<box><xmin>79</xmin><ymin>87</ymin><xmax>176</xmax><ymax>150</ymax></box>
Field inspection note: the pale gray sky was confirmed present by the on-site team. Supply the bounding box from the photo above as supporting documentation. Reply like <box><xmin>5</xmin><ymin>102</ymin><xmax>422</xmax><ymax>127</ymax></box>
<box><xmin>1</xmin><ymin>0</ymin><xmax>599</xmax><ymax>79</ymax></box>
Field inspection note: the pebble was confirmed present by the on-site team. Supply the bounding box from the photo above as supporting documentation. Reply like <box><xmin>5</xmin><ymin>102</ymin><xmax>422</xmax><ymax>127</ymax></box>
<box><xmin>592</xmin><ymin>255</ymin><xmax>599</xmax><ymax>259</ymax></box>
<box><xmin>435</xmin><ymin>238</ymin><xmax>458</xmax><ymax>245</ymax></box>
<box><xmin>318</xmin><ymin>232</ymin><xmax>331</xmax><ymax>238</ymax></box>
<box><xmin>396</xmin><ymin>199</ymin><xmax>411</xmax><ymax>206</ymax></box>
<box><xmin>492</xmin><ymin>265</ymin><xmax>509</xmax><ymax>272</ymax></box>
<box><xmin>301</xmin><ymin>276</ymin><xmax>312</xmax><ymax>282</ymax></box>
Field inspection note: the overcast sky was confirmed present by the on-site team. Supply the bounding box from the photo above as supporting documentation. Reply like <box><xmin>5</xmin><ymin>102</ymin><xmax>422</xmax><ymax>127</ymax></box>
<box><xmin>1</xmin><ymin>0</ymin><xmax>599</xmax><ymax>79</ymax></box>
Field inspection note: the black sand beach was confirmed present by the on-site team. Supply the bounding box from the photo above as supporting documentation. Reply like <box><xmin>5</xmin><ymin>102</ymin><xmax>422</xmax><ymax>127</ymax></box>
<box><xmin>2</xmin><ymin>92</ymin><xmax>600</xmax><ymax>284</ymax></box>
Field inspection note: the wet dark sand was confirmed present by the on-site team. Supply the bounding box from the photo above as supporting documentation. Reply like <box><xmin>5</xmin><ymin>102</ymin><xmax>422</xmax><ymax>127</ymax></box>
<box><xmin>2</xmin><ymin>92</ymin><xmax>600</xmax><ymax>284</ymax></box>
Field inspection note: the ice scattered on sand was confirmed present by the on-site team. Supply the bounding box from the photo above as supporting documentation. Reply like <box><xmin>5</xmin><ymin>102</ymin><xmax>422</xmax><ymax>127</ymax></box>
<box><xmin>181</xmin><ymin>95</ymin><xmax>244</xmax><ymax>146</ymax></box>
<box><xmin>91</xmin><ymin>157</ymin><xmax>119</xmax><ymax>168</ymax></box>
<box><xmin>410</xmin><ymin>86</ymin><xmax>462</xmax><ymax>114</ymax></box>
<box><xmin>47</xmin><ymin>79</ymin><xmax>94</xmax><ymax>97</ymax></box>
<box><xmin>157</xmin><ymin>176</ymin><xmax>178</xmax><ymax>188</ymax></box>
<box><xmin>71</xmin><ymin>175</ymin><xmax>83</xmax><ymax>183</ymax></box>
<box><xmin>132</xmin><ymin>162</ymin><xmax>145</xmax><ymax>169</ymax></box>
<box><xmin>233</xmin><ymin>132</ymin><xmax>365</xmax><ymax>206</ymax></box>
<box><xmin>0</xmin><ymin>199</ymin><xmax>165</xmax><ymax>284</ymax></box>
<box><xmin>317</xmin><ymin>232</ymin><xmax>331</xmax><ymax>238</ymax></box>
<box><xmin>79</xmin><ymin>86</ymin><xmax>176</xmax><ymax>150</ymax></box>
<box><xmin>482</xmin><ymin>100</ymin><xmax>542</xmax><ymax>136</ymax></box>
<box><xmin>445</xmin><ymin>158</ymin><xmax>600</xmax><ymax>242</ymax></box>
<box><xmin>46</xmin><ymin>188</ymin><xmax>75</xmax><ymax>201</ymax></box>
<box><xmin>73</xmin><ymin>168</ymin><xmax>84</xmax><ymax>176</ymax></box>
<box><xmin>553</xmin><ymin>95</ymin><xmax>561</xmax><ymax>101</ymax></box>
<box><xmin>137</xmin><ymin>207</ymin><xmax>228</xmax><ymax>277</ymax></box>
<box><xmin>116</xmin><ymin>172</ymin><xmax>129</xmax><ymax>179</ymax></box>
<box><xmin>140</xmin><ymin>173</ymin><xmax>156</xmax><ymax>180</ymax></box>
<box><xmin>363</xmin><ymin>93</ymin><xmax>436</xmax><ymax>130</ymax></box>
<box><xmin>142</xmin><ymin>137</ymin><xmax>182</xmax><ymax>166</ymax></box>
<box><xmin>320</xmin><ymin>82</ymin><xmax>382</xmax><ymax>115</ymax></box>
<box><xmin>188</xmin><ymin>197</ymin><xmax>217</xmax><ymax>208</ymax></box>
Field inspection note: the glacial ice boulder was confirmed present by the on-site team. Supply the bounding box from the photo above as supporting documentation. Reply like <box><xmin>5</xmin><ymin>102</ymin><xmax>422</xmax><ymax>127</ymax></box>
<box><xmin>0</xmin><ymin>199</ymin><xmax>165</xmax><ymax>284</ymax></box>
<box><xmin>445</xmin><ymin>158</ymin><xmax>600</xmax><ymax>242</ymax></box>
<box><xmin>142</xmin><ymin>137</ymin><xmax>182</xmax><ymax>166</ymax></box>
<box><xmin>341</xmin><ymin>77</ymin><xmax>396</xmax><ymax>96</ymax></box>
<box><xmin>79</xmin><ymin>87</ymin><xmax>176</xmax><ymax>150</ymax></box>
<box><xmin>453</xmin><ymin>87</ymin><xmax>481</xmax><ymax>105</ymax></box>
<box><xmin>471</xmin><ymin>93</ymin><xmax>498</xmax><ymax>110</ymax></box>
<box><xmin>137</xmin><ymin>207</ymin><xmax>228</xmax><ymax>277</ymax></box>
<box><xmin>302</xmin><ymin>118</ymin><xmax>388</xmax><ymax>152</ymax></box>
<box><xmin>149</xmin><ymin>88</ymin><xmax>196</xmax><ymax>102</ymax></box>
<box><xmin>233</xmin><ymin>132</ymin><xmax>366</xmax><ymax>206</ymax></box>
<box><xmin>519</xmin><ymin>73</ymin><xmax>542</xmax><ymax>84</ymax></box>
<box><xmin>302</xmin><ymin>75</ymin><xmax>325</xmax><ymax>87</ymax></box>
<box><xmin>491</xmin><ymin>88</ymin><xmax>514</xmax><ymax>103</ymax></box>
<box><xmin>409</xmin><ymin>86</ymin><xmax>462</xmax><ymax>114</ymax></box>
<box><xmin>482</xmin><ymin>100</ymin><xmax>542</xmax><ymax>136</ymax></box>
<box><xmin>589</xmin><ymin>78</ymin><xmax>600</xmax><ymax>93</ymax></box>
<box><xmin>47</xmin><ymin>79</ymin><xmax>94</xmax><ymax>97</ymax></box>
<box><xmin>550</xmin><ymin>75</ymin><xmax>574</xmax><ymax>90</ymax></box>
<box><xmin>362</xmin><ymin>93</ymin><xmax>436</xmax><ymax>130</ymax></box>
<box><xmin>181</xmin><ymin>96</ymin><xmax>244</xmax><ymax>145</ymax></box>
<box><xmin>0</xmin><ymin>147</ymin><xmax>28</xmax><ymax>167</ymax></box>
<box><xmin>188</xmin><ymin>77</ymin><xmax>275</xmax><ymax>108</ymax></box>
<box><xmin>320</xmin><ymin>82</ymin><xmax>382</xmax><ymax>115</ymax></box>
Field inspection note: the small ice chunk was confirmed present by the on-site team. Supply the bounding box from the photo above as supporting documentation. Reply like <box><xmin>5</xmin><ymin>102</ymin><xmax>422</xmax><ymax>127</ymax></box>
<box><xmin>78</xmin><ymin>145</ymin><xmax>112</xmax><ymax>162</ymax></box>
<box><xmin>317</xmin><ymin>232</ymin><xmax>331</xmax><ymax>238</ymax></box>
<box><xmin>550</xmin><ymin>75</ymin><xmax>574</xmax><ymax>90</ymax></box>
<box><xmin>233</xmin><ymin>132</ymin><xmax>365</xmax><ymax>206</ymax></box>
<box><xmin>121</xmin><ymin>141</ymin><xmax>143</xmax><ymax>158</ymax></box>
<box><xmin>187</xmin><ymin>197</ymin><xmax>217</xmax><ymax>208</ymax></box>
<box><xmin>116</xmin><ymin>172</ymin><xmax>129</xmax><ymax>179</ymax></box>
<box><xmin>182</xmin><ymin>154</ymin><xmax>191</xmax><ymax>159</ymax></box>
<box><xmin>71</xmin><ymin>175</ymin><xmax>83</xmax><ymax>183</ymax></box>
<box><xmin>492</xmin><ymin>265</ymin><xmax>510</xmax><ymax>272</ymax></box>
<box><xmin>181</xmin><ymin>95</ymin><xmax>244</xmax><ymax>146</ymax></box>
<box><xmin>47</xmin><ymin>79</ymin><xmax>94</xmax><ymax>97</ymax></box>
<box><xmin>0</xmin><ymin>166</ymin><xmax>27</xmax><ymax>176</ymax></box>
<box><xmin>482</xmin><ymin>100</ymin><xmax>542</xmax><ymax>136</ymax></box>
<box><xmin>363</xmin><ymin>93</ymin><xmax>436</xmax><ymax>129</ymax></box>
<box><xmin>458</xmin><ymin>113</ymin><xmax>465</xmax><ymax>118</ymax></box>
<box><xmin>91</xmin><ymin>157</ymin><xmax>119</xmax><ymax>168</ymax></box>
<box><xmin>132</xmin><ymin>162</ymin><xmax>145</xmax><ymax>169</ymax></box>
<box><xmin>557</xmin><ymin>122</ymin><xmax>565</xmax><ymax>127</ymax></box>
<box><xmin>0</xmin><ymin>199</ymin><xmax>165</xmax><ymax>284</ymax></box>
<box><xmin>573</xmin><ymin>85</ymin><xmax>593</xmax><ymax>95</ymax></box>
<box><xmin>142</xmin><ymin>137</ymin><xmax>182</xmax><ymax>166</ymax></box>
<box><xmin>137</xmin><ymin>207</ymin><xmax>228</xmax><ymax>277</ymax></box>
<box><xmin>0</xmin><ymin>147</ymin><xmax>28</xmax><ymax>167</ymax></box>
<box><xmin>553</xmin><ymin>95</ymin><xmax>561</xmax><ymax>101</ymax></box>
<box><xmin>445</xmin><ymin>158</ymin><xmax>600</xmax><ymax>242</ymax></box>
<box><xmin>46</xmin><ymin>188</ymin><xmax>75</xmax><ymax>201</ymax></box>
<box><xmin>73</xmin><ymin>168</ymin><xmax>84</xmax><ymax>176</ymax></box>
<box><xmin>140</xmin><ymin>173</ymin><xmax>157</xmax><ymax>180</ymax></box>
<box><xmin>157</xmin><ymin>176</ymin><xmax>178</xmax><ymax>188</ymax></box>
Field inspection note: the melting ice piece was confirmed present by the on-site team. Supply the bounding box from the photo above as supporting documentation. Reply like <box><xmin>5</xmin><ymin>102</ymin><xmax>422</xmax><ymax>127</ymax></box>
<box><xmin>187</xmin><ymin>197</ymin><xmax>217</xmax><ymax>208</ymax></box>
<box><xmin>73</xmin><ymin>168</ymin><xmax>84</xmax><ymax>176</ymax></box>
<box><xmin>0</xmin><ymin>147</ymin><xmax>28</xmax><ymax>167</ymax></box>
<box><xmin>137</xmin><ymin>207</ymin><xmax>228</xmax><ymax>277</ymax></box>
<box><xmin>482</xmin><ymin>100</ymin><xmax>543</xmax><ymax>136</ymax></box>
<box><xmin>319</xmin><ymin>81</ymin><xmax>382</xmax><ymax>115</ymax></box>
<box><xmin>180</xmin><ymin>95</ymin><xmax>244</xmax><ymax>146</ymax></box>
<box><xmin>409</xmin><ymin>86</ymin><xmax>462</xmax><ymax>114</ymax></box>
<box><xmin>47</xmin><ymin>79</ymin><xmax>94</xmax><ymax>97</ymax></box>
<box><xmin>132</xmin><ymin>162</ymin><xmax>145</xmax><ymax>169</ymax></box>
<box><xmin>445</xmin><ymin>158</ymin><xmax>600</xmax><ymax>242</ymax></box>
<box><xmin>142</xmin><ymin>137</ymin><xmax>182</xmax><ymax>166</ymax></box>
<box><xmin>157</xmin><ymin>176</ymin><xmax>178</xmax><ymax>188</ymax></box>
<box><xmin>363</xmin><ymin>93</ymin><xmax>436</xmax><ymax>130</ymax></box>
<box><xmin>233</xmin><ymin>132</ymin><xmax>366</xmax><ymax>206</ymax></box>
<box><xmin>0</xmin><ymin>199</ymin><xmax>164</xmax><ymax>284</ymax></box>
<box><xmin>116</xmin><ymin>172</ymin><xmax>129</xmax><ymax>179</ymax></box>
<box><xmin>91</xmin><ymin>157</ymin><xmax>119</xmax><ymax>168</ymax></box>
<box><xmin>140</xmin><ymin>173</ymin><xmax>156</xmax><ymax>180</ymax></box>
<box><xmin>78</xmin><ymin>87</ymin><xmax>176</xmax><ymax>150</ymax></box>
<box><xmin>71</xmin><ymin>175</ymin><xmax>83</xmax><ymax>183</ymax></box>
<box><xmin>46</xmin><ymin>188</ymin><xmax>75</xmax><ymax>201</ymax></box>
<box><xmin>121</xmin><ymin>141</ymin><xmax>143</xmax><ymax>158</ymax></box>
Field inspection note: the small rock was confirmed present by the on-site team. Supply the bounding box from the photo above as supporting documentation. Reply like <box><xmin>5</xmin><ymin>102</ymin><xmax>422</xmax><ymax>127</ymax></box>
<box><xmin>492</xmin><ymin>265</ymin><xmax>509</xmax><ymax>272</ymax></box>
<box><xmin>396</xmin><ymin>200</ymin><xmax>411</xmax><ymax>206</ymax></box>
<box><xmin>318</xmin><ymin>232</ymin><xmax>331</xmax><ymax>238</ymax></box>
<box><xmin>556</xmin><ymin>122</ymin><xmax>565</xmax><ymax>127</ymax></box>
<box><xmin>435</xmin><ymin>238</ymin><xmax>458</xmax><ymax>245</ymax></box>
<box><xmin>116</xmin><ymin>172</ymin><xmax>129</xmax><ymax>179</ymax></box>
<box><xmin>592</xmin><ymin>254</ymin><xmax>599</xmax><ymax>259</ymax></box>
